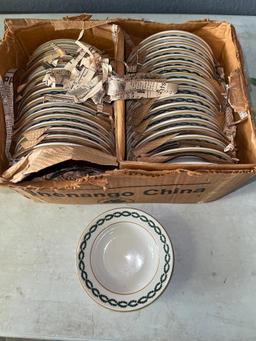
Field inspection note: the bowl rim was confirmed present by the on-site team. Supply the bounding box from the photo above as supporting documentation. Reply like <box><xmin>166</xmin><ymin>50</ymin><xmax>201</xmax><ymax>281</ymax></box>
<box><xmin>76</xmin><ymin>207</ymin><xmax>175</xmax><ymax>312</ymax></box>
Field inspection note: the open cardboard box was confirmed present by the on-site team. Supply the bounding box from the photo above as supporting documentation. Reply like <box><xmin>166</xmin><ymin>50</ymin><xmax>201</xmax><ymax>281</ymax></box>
<box><xmin>0</xmin><ymin>14</ymin><xmax>256</xmax><ymax>204</ymax></box>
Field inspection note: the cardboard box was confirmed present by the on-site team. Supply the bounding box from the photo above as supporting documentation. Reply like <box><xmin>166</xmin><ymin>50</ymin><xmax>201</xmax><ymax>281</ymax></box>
<box><xmin>0</xmin><ymin>15</ymin><xmax>256</xmax><ymax>204</ymax></box>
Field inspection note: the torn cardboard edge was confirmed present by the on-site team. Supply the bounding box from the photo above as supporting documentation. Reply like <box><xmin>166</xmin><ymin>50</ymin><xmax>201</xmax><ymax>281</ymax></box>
<box><xmin>4</xmin><ymin>172</ymin><xmax>112</xmax><ymax>191</ymax></box>
<box><xmin>120</xmin><ymin>160</ymin><xmax>256</xmax><ymax>172</ymax></box>
<box><xmin>2</xmin><ymin>157</ymin><xmax>256</xmax><ymax>190</ymax></box>
<box><xmin>3</xmin><ymin>165</ymin><xmax>256</xmax><ymax>194</ymax></box>
<box><xmin>2</xmin><ymin>145</ymin><xmax>117</xmax><ymax>184</ymax></box>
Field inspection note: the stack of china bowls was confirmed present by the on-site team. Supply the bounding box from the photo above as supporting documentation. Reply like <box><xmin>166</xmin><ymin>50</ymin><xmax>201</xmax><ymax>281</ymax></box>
<box><xmin>13</xmin><ymin>39</ymin><xmax>114</xmax><ymax>160</ymax></box>
<box><xmin>126</xmin><ymin>30</ymin><xmax>234</xmax><ymax>164</ymax></box>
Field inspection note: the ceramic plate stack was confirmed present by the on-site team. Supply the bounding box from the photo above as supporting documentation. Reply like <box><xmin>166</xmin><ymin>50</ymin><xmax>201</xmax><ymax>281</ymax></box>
<box><xmin>126</xmin><ymin>30</ymin><xmax>234</xmax><ymax>164</ymax></box>
<box><xmin>13</xmin><ymin>39</ymin><xmax>114</xmax><ymax>160</ymax></box>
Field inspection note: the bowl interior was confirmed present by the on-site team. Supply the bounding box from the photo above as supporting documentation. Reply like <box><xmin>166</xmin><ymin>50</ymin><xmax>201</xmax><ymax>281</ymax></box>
<box><xmin>90</xmin><ymin>221</ymin><xmax>160</xmax><ymax>294</ymax></box>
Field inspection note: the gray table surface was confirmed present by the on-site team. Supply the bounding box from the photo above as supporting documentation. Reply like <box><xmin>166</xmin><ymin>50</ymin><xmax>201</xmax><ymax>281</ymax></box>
<box><xmin>0</xmin><ymin>13</ymin><xmax>256</xmax><ymax>341</ymax></box>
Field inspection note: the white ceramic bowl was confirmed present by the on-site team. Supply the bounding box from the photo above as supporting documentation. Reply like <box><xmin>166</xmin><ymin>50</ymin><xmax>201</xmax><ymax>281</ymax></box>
<box><xmin>77</xmin><ymin>208</ymin><xmax>174</xmax><ymax>311</ymax></box>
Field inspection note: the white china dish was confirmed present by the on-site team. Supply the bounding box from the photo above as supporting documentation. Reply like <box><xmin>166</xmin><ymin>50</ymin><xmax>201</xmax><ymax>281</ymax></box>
<box><xmin>77</xmin><ymin>208</ymin><xmax>174</xmax><ymax>311</ymax></box>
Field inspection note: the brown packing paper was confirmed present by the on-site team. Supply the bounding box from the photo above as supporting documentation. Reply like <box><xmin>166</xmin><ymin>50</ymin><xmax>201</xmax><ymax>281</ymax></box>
<box><xmin>127</xmin><ymin>98</ymin><xmax>156</xmax><ymax>127</ymax></box>
<box><xmin>131</xmin><ymin>134</ymin><xmax>179</xmax><ymax>158</ymax></box>
<box><xmin>14</xmin><ymin>131</ymin><xmax>115</xmax><ymax>158</ymax></box>
<box><xmin>18</xmin><ymin>127</ymin><xmax>49</xmax><ymax>150</ymax></box>
<box><xmin>3</xmin><ymin>145</ymin><xmax>117</xmax><ymax>183</ymax></box>
<box><xmin>133</xmin><ymin>119</ymin><xmax>151</xmax><ymax>135</ymax></box>
<box><xmin>10</xmin><ymin>171</ymin><xmax>114</xmax><ymax>191</ymax></box>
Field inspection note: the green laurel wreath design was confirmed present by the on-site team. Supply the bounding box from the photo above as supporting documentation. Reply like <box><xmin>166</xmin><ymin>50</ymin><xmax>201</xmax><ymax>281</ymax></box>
<box><xmin>78</xmin><ymin>210</ymin><xmax>171</xmax><ymax>308</ymax></box>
